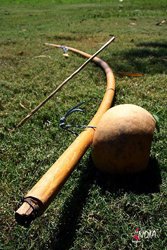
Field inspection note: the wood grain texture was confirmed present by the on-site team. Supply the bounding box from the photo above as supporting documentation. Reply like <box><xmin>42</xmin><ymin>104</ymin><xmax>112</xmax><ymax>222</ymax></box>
<box><xmin>15</xmin><ymin>43</ymin><xmax>115</xmax><ymax>226</ymax></box>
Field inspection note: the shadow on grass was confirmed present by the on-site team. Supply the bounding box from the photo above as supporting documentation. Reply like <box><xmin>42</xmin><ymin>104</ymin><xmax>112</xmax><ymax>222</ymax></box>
<box><xmin>41</xmin><ymin>161</ymin><xmax>94</xmax><ymax>250</ymax></box>
<box><xmin>42</xmin><ymin>156</ymin><xmax>161</xmax><ymax>250</ymax></box>
<box><xmin>111</xmin><ymin>41</ymin><xmax>167</xmax><ymax>74</ymax></box>
<box><xmin>94</xmin><ymin>157</ymin><xmax>162</xmax><ymax>195</ymax></box>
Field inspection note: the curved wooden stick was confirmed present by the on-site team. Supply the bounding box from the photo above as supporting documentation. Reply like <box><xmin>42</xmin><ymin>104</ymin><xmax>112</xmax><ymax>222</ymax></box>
<box><xmin>15</xmin><ymin>43</ymin><xmax>116</xmax><ymax>226</ymax></box>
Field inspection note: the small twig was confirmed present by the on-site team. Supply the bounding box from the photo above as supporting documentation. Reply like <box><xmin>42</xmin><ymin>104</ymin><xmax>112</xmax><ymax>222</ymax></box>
<box><xmin>19</xmin><ymin>101</ymin><xmax>28</xmax><ymax>110</ymax></box>
<box><xmin>33</xmin><ymin>55</ymin><xmax>52</xmax><ymax>59</ymax></box>
<box><xmin>16</xmin><ymin>36</ymin><xmax>115</xmax><ymax>128</ymax></box>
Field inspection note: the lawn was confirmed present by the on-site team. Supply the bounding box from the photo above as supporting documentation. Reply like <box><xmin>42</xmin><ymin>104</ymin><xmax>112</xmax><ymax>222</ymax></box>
<box><xmin>0</xmin><ymin>0</ymin><xmax>167</xmax><ymax>249</ymax></box>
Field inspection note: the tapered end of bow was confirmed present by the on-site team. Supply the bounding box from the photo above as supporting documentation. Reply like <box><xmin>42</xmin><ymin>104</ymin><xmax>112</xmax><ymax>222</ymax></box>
<box><xmin>15</xmin><ymin>197</ymin><xmax>44</xmax><ymax>227</ymax></box>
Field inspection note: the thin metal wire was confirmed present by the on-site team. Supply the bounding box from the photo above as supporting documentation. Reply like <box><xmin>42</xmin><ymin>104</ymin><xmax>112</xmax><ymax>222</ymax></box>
<box><xmin>59</xmin><ymin>102</ymin><xmax>96</xmax><ymax>135</ymax></box>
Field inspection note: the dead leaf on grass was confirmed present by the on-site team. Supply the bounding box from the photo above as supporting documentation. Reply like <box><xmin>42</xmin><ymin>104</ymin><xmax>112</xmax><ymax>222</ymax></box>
<box><xmin>156</xmin><ymin>19</ymin><xmax>166</xmax><ymax>26</ymax></box>
<box><xmin>117</xmin><ymin>72</ymin><xmax>144</xmax><ymax>77</ymax></box>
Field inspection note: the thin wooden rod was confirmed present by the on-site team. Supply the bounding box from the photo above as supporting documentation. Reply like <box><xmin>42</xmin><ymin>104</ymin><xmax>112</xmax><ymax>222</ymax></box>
<box><xmin>16</xmin><ymin>37</ymin><xmax>115</xmax><ymax>128</ymax></box>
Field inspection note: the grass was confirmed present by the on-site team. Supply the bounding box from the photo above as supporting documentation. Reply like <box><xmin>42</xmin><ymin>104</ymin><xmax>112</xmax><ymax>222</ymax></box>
<box><xmin>0</xmin><ymin>0</ymin><xmax>167</xmax><ymax>249</ymax></box>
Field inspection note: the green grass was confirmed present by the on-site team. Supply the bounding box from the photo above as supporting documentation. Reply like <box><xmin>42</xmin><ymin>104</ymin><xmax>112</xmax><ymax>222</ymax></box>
<box><xmin>0</xmin><ymin>0</ymin><xmax>167</xmax><ymax>249</ymax></box>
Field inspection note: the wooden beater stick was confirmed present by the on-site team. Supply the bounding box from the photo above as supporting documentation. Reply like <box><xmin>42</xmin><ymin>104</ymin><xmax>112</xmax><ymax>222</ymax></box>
<box><xmin>16</xmin><ymin>37</ymin><xmax>115</xmax><ymax>128</ymax></box>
